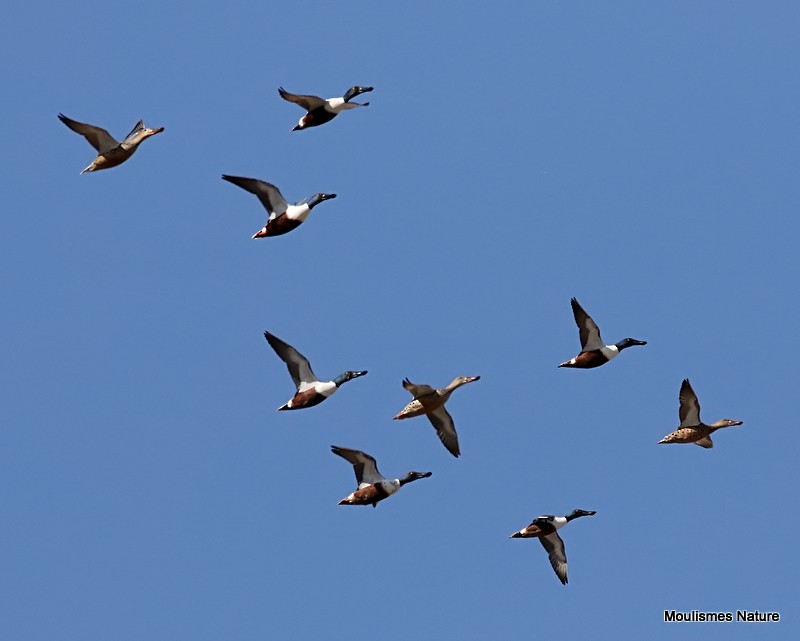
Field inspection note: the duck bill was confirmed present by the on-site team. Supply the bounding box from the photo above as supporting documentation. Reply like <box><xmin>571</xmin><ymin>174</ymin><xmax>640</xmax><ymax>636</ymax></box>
<box><xmin>466</xmin><ymin>376</ymin><xmax>481</xmax><ymax>383</ymax></box>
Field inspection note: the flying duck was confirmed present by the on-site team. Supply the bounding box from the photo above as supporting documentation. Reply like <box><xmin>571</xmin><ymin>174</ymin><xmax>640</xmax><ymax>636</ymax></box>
<box><xmin>263</xmin><ymin>331</ymin><xmax>366</xmax><ymax>410</ymax></box>
<box><xmin>332</xmin><ymin>446</ymin><xmax>432</xmax><ymax>508</ymax></box>
<box><xmin>510</xmin><ymin>509</ymin><xmax>597</xmax><ymax>585</ymax></box>
<box><xmin>658</xmin><ymin>379</ymin><xmax>743</xmax><ymax>448</ymax></box>
<box><xmin>279</xmin><ymin>86</ymin><xmax>373</xmax><ymax>131</ymax></box>
<box><xmin>393</xmin><ymin>376</ymin><xmax>480</xmax><ymax>458</ymax></box>
<box><xmin>222</xmin><ymin>175</ymin><xmax>336</xmax><ymax>238</ymax></box>
<box><xmin>58</xmin><ymin>113</ymin><xmax>164</xmax><ymax>174</ymax></box>
<box><xmin>558</xmin><ymin>298</ymin><xmax>647</xmax><ymax>369</ymax></box>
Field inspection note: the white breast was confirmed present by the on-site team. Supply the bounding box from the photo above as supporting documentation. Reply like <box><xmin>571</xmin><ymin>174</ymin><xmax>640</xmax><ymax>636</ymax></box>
<box><xmin>285</xmin><ymin>203</ymin><xmax>311</xmax><ymax>222</ymax></box>
<box><xmin>382</xmin><ymin>480</ymin><xmax>401</xmax><ymax>496</ymax></box>
<box><xmin>326</xmin><ymin>97</ymin><xmax>346</xmax><ymax>112</ymax></box>
<box><xmin>551</xmin><ymin>516</ymin><xmax>568</xmax><ymax>530</ymax></box>
<box><xmin>315</xmin><ymin>381</ymin><xmax>338</xmax><ymax>397</ymax></box>
<box><xmin>600</xmin><ymin>344</ymin><xmax>619</xmax><ymax>360</ymax></box>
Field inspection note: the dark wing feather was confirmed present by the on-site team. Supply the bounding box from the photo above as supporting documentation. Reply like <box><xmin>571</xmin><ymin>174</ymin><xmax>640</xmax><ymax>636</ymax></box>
<box><xmin>679</xmin><ymin>379</ymin><xmax>702</xmax><ymax>427</ymax></box>
<box><xmin>263</xmin><ymin>331</ymin><xmax>318</xmax><ymax>389</ymax></box>
<box><xmin>278</xmin><ymin>87</ymin><xmax>326</xmax><ymax>111</ymax></box>
<box><xmin>331</xmin><ymin>446</ymin><xmax>384</xmax><ymax>486</ymax></box>
<box><xmin>427</xmin><ymin>406</ymin><xmax>460</xmax><ymax>457</ymax></box>
<box><xmin>539</xmin><ymin>532</ymin><xmax>568</xmax><ymax>585</ymax></box>
<box><xmin>58</xmin><ymin>114</ymin><xmax>118</xmax><ymax>152</ymax></box>
<box><xmin>222</xmin><ymin>175</ymin><xmax>289</xmax><ymax>219</ymax></box>
<box><xmin>571</xmin><ymin>298</ymin><xmax>604</xmax><ymax>352</ymax></box>
<box><xmin>402</xmin><ymin>378</ymin><xmax>436</xmax><ymax>398</ymax></box>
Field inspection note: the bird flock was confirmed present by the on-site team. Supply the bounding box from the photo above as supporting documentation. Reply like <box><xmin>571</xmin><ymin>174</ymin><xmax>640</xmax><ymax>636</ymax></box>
<box><xmin>58</xmin><ymin>85</ymin><xmax>745</xmax><ymax>587</ymax></box>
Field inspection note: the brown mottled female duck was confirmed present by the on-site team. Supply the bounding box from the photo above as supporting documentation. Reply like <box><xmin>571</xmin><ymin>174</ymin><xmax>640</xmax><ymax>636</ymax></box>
<box><xmin>332</xmin><ymin>446</ymin><xmax>431</xmax><ymax>508</ymax></box>
<box><xmin>558</xmin><ymin>298</ymin><xmax>646</xmax><ymax>369</ymax></box>
<box><xmin>58</xmin><ymin>114</ymin><xmax>164</xmax><ymax>174</ymax></box>
<box><xmin>658</xmin><ymin>379</ymin><xmax>743</xmax><ymax>448</ymax></box>
<box><xmin>393</xmin><ymin>376</ymin><xmax>480</xmax><ymax>458</ymax></box>
<box><xmin>510</xmin><ymin>509</ymin><xmax>596</xmax><ymax>585</ymax></box>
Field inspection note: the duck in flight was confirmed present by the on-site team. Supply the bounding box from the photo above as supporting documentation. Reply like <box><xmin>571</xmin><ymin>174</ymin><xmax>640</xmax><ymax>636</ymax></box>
<box><xmin>658</xmin><ymin>379</ymin><xmax>743</xmax><ymax>448</ymax></box>
<box><xmin>263</xmin><ymin>331</ymin><xmax>366</xmax><ymax>410</ymax></box>
<box><xmin>393</xmin><ymin>376</ymin><xmax>480</xmax><ymax>458</ymax></box>
<box><xmin>558</xmin><ymin>298</ymin><xmax>646</xmax><ymax>369</ymax></box>
<box><xmin>58</xmin><ymin>114</ymin><xmax>164</xmax><ymax>174</ymax></box>
<box><xmin>332</xmin><ymin>446</ymin><xmax>431</xmax><ymax>508</ymax></box>
<box><xmin>510</xmin><ymin>509</ymin><xmax>596</xmax><ymax>585</ymax></box>
<box><xmin>222</xmin><ymin>175</ymin><xmax>336</xmax><ymax>238</ymax></box>
<box><xmin>279</xmin><ymin>86</ymin><xmax>373</xmax><ymax>131</ymax></box>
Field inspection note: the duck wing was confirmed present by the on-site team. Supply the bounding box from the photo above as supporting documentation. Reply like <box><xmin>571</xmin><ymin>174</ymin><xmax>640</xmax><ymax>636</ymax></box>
<box><xmin>402</xmin><ymin>378</ymin><xmax>436</xmax><ymax>398</ymax></box>
<box><xmin>263</xmin><ymin>331</ymin><xmax>319</xmax><ymax>391</ymax></box>
<box><xmin>222</xmin><ymin>175</ymin><xmax>289</xmax><ymax>220</ymax></box>
<box><xmin>570</xmin><ymin>298</ymin><xmax>604</xmax><ymax>352</ymax></box>
<box><xmin>679</xmin><ymin>379</ymin><xmax>702</xmax><ymax>427</ymax></box>
<box><xmin>539</xmin><ymin>531</ymin><xmax>568</xmax><ymax>585</ymax></box>
<box><xmin>58</xmin><ymin>114</ymin><xmax>119</xmax><ymax>153</ymax></box>
<box><xmin>694</xmin><ymin>436</ymin><xmax>714</xmax><ymax>449</ymax></box>
<box><xmin>278</xmin><ymin>87</ymin><xmax>326</xmax><ymax>112</ymax></box>
<box><xmin>427</xmin><ymin>406</ymin><xmax>460</xmax><ymax>458</ymax></box>
<box><xmin>331</xmin><ymin>446</ymin><xmax>385</xmax><ymax>487</ymax></box>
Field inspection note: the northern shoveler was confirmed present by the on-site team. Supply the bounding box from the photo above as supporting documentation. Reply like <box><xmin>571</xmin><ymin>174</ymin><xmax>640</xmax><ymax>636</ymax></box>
<box><xmin>510</xmin><ymin>509</ymin><xmax>596</xmax><ymax>585</ymax></box>
<box><xmin>332</xmin><ymin>446</ymin><xmax>431</xmax><ymax>508</ymax></box>
<box><xmin>58</xmin><ymin>114</ymin><xmax>164</xmax><ymax>174</ymax></box>
<box><xmin>263</xmin><ymin>331</ymin><xmax>366</xmax><ymax>410</ymax></box>
<box><xmin>393</xmin><ymin>376</ymin><xmax>480</xmax><ymax>458</ymax></box>
<box><xmin>222</xmin><ymin>175</ymin><xmax>336</xmax><ymax>238</ymax></box>
<box><xmin>658</xmin><ymin>379</ymin><xmax>743</xmax><ymax>448</ymax></box>
<box><xmin>558</xmin><ymin>298</ymin><xmax>646</xmax><ymax>369</ymax></box>
<box><xmin>279</xmin><ymin>86</ymin><xmax>373</xmax><ymax>131</ymax></box>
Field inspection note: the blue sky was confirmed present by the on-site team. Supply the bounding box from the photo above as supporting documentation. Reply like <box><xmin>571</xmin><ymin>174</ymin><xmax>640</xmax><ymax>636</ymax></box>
<box><xmin>1</xmin><ymin>1</ymin><xmax>797</xmax><ymax>639</ymax></box>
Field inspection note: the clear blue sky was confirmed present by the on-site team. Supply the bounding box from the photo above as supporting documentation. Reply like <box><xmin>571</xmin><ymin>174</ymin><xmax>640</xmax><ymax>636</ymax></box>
<box><xmin>1</xmin><ymin>2</ymin><xmax>797</xmax><ymax>639</ymax></box>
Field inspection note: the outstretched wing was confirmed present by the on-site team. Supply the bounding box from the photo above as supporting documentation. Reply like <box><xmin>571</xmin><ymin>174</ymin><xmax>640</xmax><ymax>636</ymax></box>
<box><xmin>331</xmin><ymin>446</ymin><xmax>385</xmax><ymax>487</ymax></box>
<box><xmin>571</xmin><ymin>298</ymin><xmax>604</xmax><ymax>352</ymax></box>
<box><xmin>539</xmin><ymin>532</ymin><xmax>568</xmax><ymax>585</ymax></box>
<box><xmin>402</xmin><ymin>378</ymin><xmax>435</xmax><ymax>398</ymax></box>
<box><xmin>222</xmin><ymin>175</ymin><xmax>289</xmax><ymax>220</ymax></box>
<box><xmin>58</xmin><ymin>114</ymin><xmax>119</xmax><ymax>153</ymax></box>
<box><xmin>264</xmin><ymin>331</ymin><xmax>319</xmax><ymax>390</ymax></box>
<box><xmin>427</xmin><ymin>406</ymin><xmax>460</xmax><ymax>458</ymax></box>
<box><xmin>679</xmin><ymin>379</ymin><xmax>702</xmax><ymax>427</ymax></box>
<box><xmin>278</xmin><ymin>87</ymin><xmax>326</xmax><ymax>112</ymax></box>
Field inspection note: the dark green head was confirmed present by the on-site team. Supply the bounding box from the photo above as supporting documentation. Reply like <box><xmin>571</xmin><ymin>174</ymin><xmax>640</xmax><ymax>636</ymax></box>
<box><xmin>344</xmin><ymin>86</ymin><xmax>374</xmax><ymax>102</ymax></box>
<box><xmin>307</xmin><ymin>193</ymin><xmax>337</xmax><ymax>209</ymax></box>
<box><xmin>333</xmin><ymin>370</ymin><xmax>367</xmax><ymax>386</ymax></box>
<box><xmin>566</xmin><ymin>509</ymin><xmax>597</xmax><ymax>521</ymax></box>
<box><xmin>615</xmin><ymin>338</ymin><xmax>647</xmax><ymax>351</ymax></box>
<box><xmin>399</xmin><ymin>471</ymin><xmax>432</xmax><ymax>485</ymax></box>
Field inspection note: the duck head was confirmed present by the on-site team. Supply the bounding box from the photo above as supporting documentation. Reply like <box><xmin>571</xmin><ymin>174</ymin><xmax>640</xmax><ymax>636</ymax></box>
<box><xmin>399</xmin><ymin>471</ymin><xmax>432</xmax><ymax>486</ymax></box>
<box><xmin>343</xmin><ymin>86</ymin><xmax>374</xmax><ymax>102</ymax></box>
<box><xmin>307</xmin><ymin>192</ymin><xmax>337</xmax><ymax>209</ymax></box>
<box><xmin>448</xmin><ymin>375</ymin><xmax>481</xmax><ymax>389</ymax></box>
<box><xmin>333</xmin><ymin>371</ymin><xmax>368</xmax><ymax>386</ymax></box>
<box><xmin>566</xmin><ymin>509</ymin><xmax>597</xmax><ymax>521</ymax></box>
<box><xmin>126</xmin><ymin>120</ymin><xmax>165</xmax><ymax>144</ymax></box>
<box><xmin>615</xmin><ymin>338</ymin><xmax>647</xmax><ymax>351</ymax></box>
<box><xmin>714</xmin><ymin>419</ymin><xmax>744</xmax><ymax>428</ymax></box>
